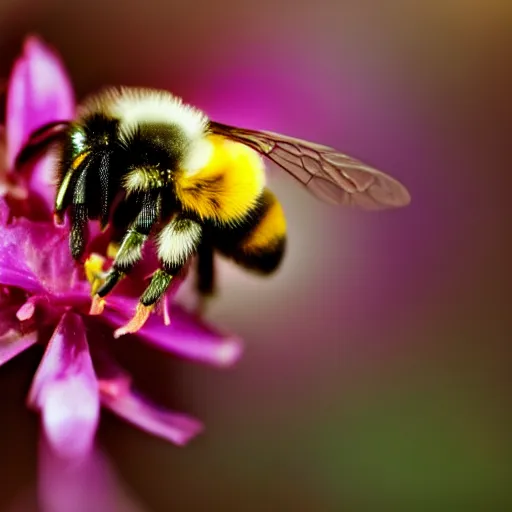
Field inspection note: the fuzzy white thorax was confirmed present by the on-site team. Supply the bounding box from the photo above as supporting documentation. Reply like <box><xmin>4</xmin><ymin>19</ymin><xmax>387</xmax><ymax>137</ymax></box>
<box><xmin>107</xmin><ymin>87</ymin><xmax>209</xmax><ymax>144</ymax></box>
<box><xmin>182</xmin><ymin>137</ymin><xmax>215</xmax><ymax>176</ymax></box>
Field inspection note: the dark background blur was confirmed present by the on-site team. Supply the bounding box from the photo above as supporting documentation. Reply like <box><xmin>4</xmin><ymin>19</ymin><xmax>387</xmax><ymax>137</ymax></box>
<box><xmin>0</xmin><ymin>0</ymin><xmax>511</xmax><ymax>510</ymax></box>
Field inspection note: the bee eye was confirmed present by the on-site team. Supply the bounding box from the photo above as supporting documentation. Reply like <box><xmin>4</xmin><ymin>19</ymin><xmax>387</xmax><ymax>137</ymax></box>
<box><xmin>71</xmin><ymin>130</ymin><xmax>86</xmax><ymax>152</ymax></box>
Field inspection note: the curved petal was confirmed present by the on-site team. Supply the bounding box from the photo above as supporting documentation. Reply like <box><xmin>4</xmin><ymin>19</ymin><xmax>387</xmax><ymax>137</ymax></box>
<box><xmin>6</xmin><ymin>35</ymin><xmax>75</xmax><ymax>212</ymax></box>
<box><xmin>38</xmin><ymin>435</ymin><xmax>145</xmax><ymax>512</ymax></box>
<box><xmin>0</xmin><ymin>302</ymin><xmax>25</xmax><ymax>337</ymax></box>
<box><xmin>6</xmin><ymin>35</ymin><xmax>75</xmax><ymax>168</ymax></box>
<box><xmin>92</xmin><ymin>347</ymin><xmax>203</xmax><ymax>446</ymax></box>
<box><xmin>0</xmin><ymin>218</ymin><xmax>76</xmax><ymax>295</ymax></box>
<box><xmin>101</xmin><ymin>388</ymin><xmax>203</xmax><ymax>446</ymax></box>
<box><xmin>0</xmin><ymin>218</ymin><xmax>41</xmax><ymax>292</ymax></box>
<box><xmin>0</xmin><ymin>197</ymin><xmax>9</xmax><ymax>225</ymax></box>
<box><xmin>102</xmin><ymin>296</ymin><xmax>243</xmax><ymax>367</ymax></box>
<box><xmin>0</xmin><ymin>127</ymin><xmax>28</xmax><ymax>202</ymax></box>
<box><xmin>0</xmin><ymin>329</ymin><xmax>38</xmax><ymax>367</ymax></box>
<box><xmin>27</xmin><ymin>312</ymin><xmax>100</xmax><ymax>460</ymax></box>
<box><xmin>89</xmin><ymin>346</ymin><xmax>132</xmax><ymax>400</ymax></box>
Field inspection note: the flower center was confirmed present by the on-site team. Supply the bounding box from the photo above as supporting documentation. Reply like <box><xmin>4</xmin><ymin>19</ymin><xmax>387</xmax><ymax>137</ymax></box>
<box><xmin>84</xmin><ymin>253</ymin><xmax>107</xmax><ymax>296</ymax></box>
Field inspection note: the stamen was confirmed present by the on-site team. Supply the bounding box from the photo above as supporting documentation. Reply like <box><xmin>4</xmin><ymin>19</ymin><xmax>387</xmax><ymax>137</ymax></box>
<box><xmin>163</xmin><ymin>294</ymin><xmax>171</xmax><ymax>326</ymax></box>
<box><xmin>84</xmin><ymin>253</ymin><xmax>107</xmax><ymax>295</ymax></box>
<box><xmin>89</xmin><ymin>295</ymin><xmax>106</xmax><ymax>315</ymax></box>
<box><xmin>98</xmin><ymin>378</ymin><xmax>131</xmax><ymax>399</ymax></box>
<box><xmin>113</xmin><ymin>303</ymin><xmax>154</xmax><ymax>338</ymax></box>
<box><xmin>16</xmin><ymin>300</ymin><xmax>35</xmax><ymax>321</ymax></box>
<box><xmin>107</xmin><ymin>242</ymin><xmax>120</xmax><ymax>259</ymax></box>
<box><xmin>53</xmin><ymin>212</ymin><xmax>65</xmax><ymax>226</ymax></box>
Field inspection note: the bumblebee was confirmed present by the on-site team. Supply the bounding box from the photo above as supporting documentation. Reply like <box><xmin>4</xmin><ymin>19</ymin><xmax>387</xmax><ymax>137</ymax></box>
<box><xmin>16</xmin><ymin>87</ymin><xmax>411</xmax><ymax>335</ymax></box>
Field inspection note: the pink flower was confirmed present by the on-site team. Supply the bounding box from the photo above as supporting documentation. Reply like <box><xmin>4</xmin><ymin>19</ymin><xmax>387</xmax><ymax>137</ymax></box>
<box><xmin>3</xmin><ymin>35</ymin><xmax>75</xmax><ymax>216</ymax></box>
<box><xmin>0</xmin><ymin>35</ymin><xmax>243</xmax><ymax>462</ymax></box>
<box><xmin>8</xmin><ymin>438</ymin><xmax>146</xmax><ymax>512</ymax></box>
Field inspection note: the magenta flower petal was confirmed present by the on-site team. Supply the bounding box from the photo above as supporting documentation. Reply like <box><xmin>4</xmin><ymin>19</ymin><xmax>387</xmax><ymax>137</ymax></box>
<box><xmin>0</xmin><ymin>197</ymin><xmax>9</xmax><ymax>225</ymax></box>
<box><xmin>27</xmin><ymin>312</ymin><xmax>100</xmax><ymax>460</ymax></box>
<box><xmin>89</xmin><ymin>346</ymin><xmax>133</xmax><ymax>400</ymax></box>
<box><xmin>0</xmin><ymin>128</ymin><xmax>28</xmax><ymax>201</ymax></box>
<box><xmin>6</xmin><ymin>35</ymin><xmax>75</xmax><ymax>167</ymax></box>
<box><xmin>6</xmin><ymin>36</ymin><xmax>75</xmax><ymax>211</ymax></box>
<box><xmin>100</xmin><ymin>386</ymin><xmax>203</xmax><ymax>446</ymax></box>
<box><xmin>0</xmin><ymin>217</ymin><xmax>79</xmax><ymax>295</ymax></box>
<box><xmin>92</xmin><ymin>348</ymin><xmax>203</xmax><ymax>445</ymax></box>
<box><xmin>0</xmin><ymin>329</ymin><xmax>37</xmax><ymax>366</ymax></box>
<box><xmin>0</xmin><ymin>242</ymin><xmax>45</xmax><ymax>294</ymax></box>
<box><xmin>0</xmin><ymin>302</ymin><xmax>24</xmax><ymax>336</ymax></box>
<box><xmin>103</xmin><ymin>297</ymin><xmax>243</xmax><ymax>367</ymax></box>
<box><xmin>38</xmin><ymin>435</ymin><xmax>145</xmax><ymax>512</ymax></box>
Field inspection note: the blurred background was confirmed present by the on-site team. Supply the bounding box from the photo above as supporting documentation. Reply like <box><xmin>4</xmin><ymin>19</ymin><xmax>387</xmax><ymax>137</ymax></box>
<box><xmin>0</xmin><ymin>0</ymin><xmax>511</xmax><ymax>510</ymax></box>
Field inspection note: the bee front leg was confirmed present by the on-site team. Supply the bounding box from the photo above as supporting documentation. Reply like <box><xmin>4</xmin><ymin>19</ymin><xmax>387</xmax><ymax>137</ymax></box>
<box><xmin>113</xmin><ymin>215</ymin><xmax>202</xmax><ymax>337</ymax></box>
<box><xmin>69</xmin><ymin>163</ymin><xmax>92</xmax><ymax>261</ymax></box>
<box><xmin>69</xmin><ymin>203</ymin><xmax>90</xmax><ymax>261</ymax></box>
<box><xmin>90</xmin><ymin>191</ymin><xmax>160</xmax><ymax>314</ymax></box>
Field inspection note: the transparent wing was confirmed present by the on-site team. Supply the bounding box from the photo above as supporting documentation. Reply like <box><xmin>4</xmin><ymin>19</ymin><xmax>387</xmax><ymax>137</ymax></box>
<box><xmin>209</xmin><ymin>121</ymin><xmax>411</xmax><ymax>209</ymax></box>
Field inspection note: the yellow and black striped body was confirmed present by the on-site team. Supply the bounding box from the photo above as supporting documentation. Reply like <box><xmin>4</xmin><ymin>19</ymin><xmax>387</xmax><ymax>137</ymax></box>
<box><xmin>210</xmin><ymin>188</ymin><xmax>287</xmax><ymax>275</ymax></box>
<box><xmin>173</xmin><ymin>134</ymin><xmax>287</xmax><ymax>283</ymax></box>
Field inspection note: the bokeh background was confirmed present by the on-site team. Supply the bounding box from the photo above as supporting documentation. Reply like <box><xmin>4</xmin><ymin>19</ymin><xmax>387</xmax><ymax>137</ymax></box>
<box><xmin>0</xmin><ymin>0</ymin><xmax>511</xmax><ymax>510</ymax></box>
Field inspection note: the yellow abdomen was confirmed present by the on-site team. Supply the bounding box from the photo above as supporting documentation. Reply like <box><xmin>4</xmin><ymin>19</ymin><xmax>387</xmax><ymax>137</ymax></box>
<box><xmin>175</xmin><ymin>134</ymin><xmax>266</xmax><ymax>225</ymax></box>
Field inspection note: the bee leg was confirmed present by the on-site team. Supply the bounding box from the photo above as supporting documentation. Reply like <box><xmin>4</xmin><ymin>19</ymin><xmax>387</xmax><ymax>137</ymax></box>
<box><xmin>111</xmin><ymin>267</ymin><xmax>173</xmax><ymax>338</ymax></box>
<box><xmin>113</xmin><ymin>216</ymin><xmax>202</xmax><ymax>337</ymax></box>
<box><xmin>69</xmin><ymin>162</ymin><xmax>92</xmax><ymax>261</ymax></box>
<box><xmin>91</xmin><ymin>192</ymin><xmax>160</xmax><ymax>314</ymax></box>
<box><xmin>70</xmin><ymin>204</ymin><xmax>89</xmax><ymax>260</ymax></box>
<box><xmin>195</xmin><ymin>234</ymin><xmax>216</xmax><ymax>315</ymax></box>
<box><xmin>106</xmin><ymin>193</ymin><xmax>140</xmax><ymax>259</ymax></box>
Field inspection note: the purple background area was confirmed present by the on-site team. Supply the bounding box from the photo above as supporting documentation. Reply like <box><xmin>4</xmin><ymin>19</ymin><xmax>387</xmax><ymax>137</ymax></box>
<box><xmin>0</xmin><ymin>0</ymin><xmax>510</xmax><ymax>510</ymax></box>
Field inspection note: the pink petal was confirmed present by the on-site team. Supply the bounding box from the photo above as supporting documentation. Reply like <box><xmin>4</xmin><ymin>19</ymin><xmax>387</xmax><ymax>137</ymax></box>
<box><xmin>38</xmin><ymin>435</ymin><xmax>145</xmax><ymax>512</ymax></box>
<box><xmin>92</xmin><ymin>348</ymin><xmax>203</xmax><ymax>445</ymax></box>
<box><xmin>6</xmin><ymin>35</ymin><xmax>75</xmax><ymax>168</ymax></box>
<box><xmin>0</xmin><ymin>302</ymin><xmax>24</xmax><ymax>336</ymax></box>
<box><xmin>90</xmin><ymin>346</ymin><xmax>132</xmax><ymax>400</ymax></box>
<box><xmin>6</xmin><ymin>36</ymin><xmax>75</xmax><ymax>212</ymax></box>
<box><xmin>27</xmin><ymin>312</ymin><xmax>100</xmax><ymax>460</ymax></box>
<box><xmin>0</xmin><ymin>129</ymin><xmax>28</xmax><ymax>202</ymax></box>
<box><xmin>101</xmin><ymin>387</ymin><xmax>203</xmax><ymax>446</ymax></box>
<box><xmin>0</xmin><ymin>197</ymin><xmax>10</xmax><ymax>225</ymax></box>
<box><xmin>0</xmin><ymin>264</ymin><xmax>43</xmax><ymax>294</ymax></box>
<box><xmin>0</xmin><ymin>220</ymin><xmax>46</xmax><ymax>293</ymax></box>
<box><xmin>27</xmin><ymin>152</ymin><xmax>63</xmax><ymax>215</ymax></box>
<box><xmin>0</xmin><ymin>218</ymin><xmax>76</xmax><ymax>294</ymax></box>
<box><xmin>103</xmin><ymin>297</ymin><xmax>243</xmax><ymax>367</ymax></box>
<box><xmin>0</xmin><ymin>125</ymin><xmax>6</xmax><ymax>172</ymax></box>
<box><xmin>0</xmin><ymin>329</ymin><xmax>37</xmax><ymax>366</ymax></box>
